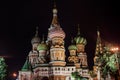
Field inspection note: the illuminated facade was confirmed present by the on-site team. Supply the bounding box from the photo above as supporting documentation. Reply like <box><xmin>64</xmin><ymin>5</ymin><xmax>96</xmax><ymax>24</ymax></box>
<box><xmin>18</xmin><ymin>4</ymin><xmax>91</xmax><ymax>80</ymax></box>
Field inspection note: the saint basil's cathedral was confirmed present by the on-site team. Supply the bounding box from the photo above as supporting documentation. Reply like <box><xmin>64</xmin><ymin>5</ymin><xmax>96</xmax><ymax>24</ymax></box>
<box><xmin>18</xmin><ymin>3</ymin><xmax>104</xmax><ymax>80</ymax></box>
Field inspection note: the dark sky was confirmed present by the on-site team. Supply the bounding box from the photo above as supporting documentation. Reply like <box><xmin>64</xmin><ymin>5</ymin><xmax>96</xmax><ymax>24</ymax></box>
<box><xmin>0</xmin><ymin>0</ymin><xmax>120</xmax><ymax>78</ymax></box>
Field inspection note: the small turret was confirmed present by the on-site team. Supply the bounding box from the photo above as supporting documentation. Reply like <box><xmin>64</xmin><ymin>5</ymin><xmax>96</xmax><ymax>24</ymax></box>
<box><xmin>68</xmin><ymin>38</ymin><xmax>79</xmax><ymax>64</ymax></box>
<box><xmin>31</xmin><ymin>27</ymin><xmax>40</xmax><ymax>50</ymax></box>
<box><xmin>37</xmin><ymin>35</ymin><xmax>48</xmax><ymax>63</ymax></box>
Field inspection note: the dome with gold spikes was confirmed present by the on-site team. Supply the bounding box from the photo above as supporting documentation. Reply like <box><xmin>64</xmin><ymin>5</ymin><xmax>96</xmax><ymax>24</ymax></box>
<box><xmin>31</xmin><ymin>27</ymin><xmax>40</xmax><ymax>44</ymax></box>
<box><xmin>48</xmin><ymin>7</ymin><xmax>65</xmax><ymax>40</ymax></box>
<box><xmin>74</xmin><ymin>26</ymin><xmax>87</xmax><ymax>45</ymax></box>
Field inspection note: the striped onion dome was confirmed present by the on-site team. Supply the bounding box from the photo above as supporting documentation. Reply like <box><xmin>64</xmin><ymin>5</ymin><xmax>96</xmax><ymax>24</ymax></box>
<box><xmin>48</xmin><ymin>6</ymin><xmax>65</xmax><ymax>40</ymax></box>
<box><xmin>74</xmin><ymin>36</ymin><xmax>87</xmax><ymax>45</ymax></box>
<box><xmin>74</xmin><ymin>25</ymin><xmax>87</xmax><ymax>45</ymax></box>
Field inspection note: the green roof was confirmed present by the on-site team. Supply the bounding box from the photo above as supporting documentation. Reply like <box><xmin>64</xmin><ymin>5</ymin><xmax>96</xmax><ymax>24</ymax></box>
<box><xmin>21</xmin><ymin>58</ymin><xmax>32</xmax><ymax>71</ymax></box>
<box><xmin>74</xmin><ymin>36</ymin><xmax>87</xmax><ymax>45</ymax></box>
<box><xmin>37</xmin><ymin>43</ymin><xmax>48</xmax><ymax>51</ymax></box>
<box><xmin>68</xmin><ymin>45</ymin><xmax>77</xmax><ymax>50</ymax></box>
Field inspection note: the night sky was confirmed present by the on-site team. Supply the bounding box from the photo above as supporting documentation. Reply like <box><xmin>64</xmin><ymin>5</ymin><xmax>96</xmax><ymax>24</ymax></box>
<box><xmin>0</xmin><ymin>0</ymin><xmax>120</xmax><ymax>78</ymax></box>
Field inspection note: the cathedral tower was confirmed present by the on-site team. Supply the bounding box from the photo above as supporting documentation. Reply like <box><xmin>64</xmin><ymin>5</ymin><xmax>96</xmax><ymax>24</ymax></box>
<box><xmin>47</xmin><ymin>3</ymin><xmax>66</xmax><ymax>80</ymax></box>
<box><xmin>74</xmin><ymin>25</ymin><xmax>88</xmax><ymax>68</ymax></box>
<box><xmin>48</xmin><ymin>4</ymin><xmax>66</xmax><ymax>67</ymax></box>
<box><xmin>37</xmin><ymin>35</ymin><xmax>48</xmax><ymax>63</ymax></box>
<box><xmin>31</xmin><ymin>27</ymin><xmax>40</xmax><ymax>50</ymax></box>
<box><xmin>68</xmin><ymin>38</ymin><xmax>78</xmax><ymax>64</ymax></box>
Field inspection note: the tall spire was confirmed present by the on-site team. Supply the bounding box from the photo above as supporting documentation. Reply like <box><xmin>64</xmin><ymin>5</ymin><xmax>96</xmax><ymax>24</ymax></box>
<box><xmin>94</xmin><ymin>27</ymin><xmax>103</xmax><ymax>79</ymax></box>
<box><xmin>51</xmin><ymin>0</ymin><xmax>59</xmax><ymax>26</ymax></box>
<box><xmin>95</xmin><ymin>27</ymin><xmax>102</xmax><ymax>55</ymax></box>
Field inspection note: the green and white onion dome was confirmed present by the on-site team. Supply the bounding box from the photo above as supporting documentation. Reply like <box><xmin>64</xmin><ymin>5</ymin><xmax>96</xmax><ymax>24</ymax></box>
<box><xmin>74</xmin><ymin>36</ymin><xmax>87</xmax><ymax>45</ymax></box>
<box><xmin>68</xmin><ymin>45</ymin><xmax>77</xmax><ymax>50</ymax></box>
<box><xmin>37</xmin><ymin>42</ymin><xmax>48</xmax><ymax>51</ymax></box>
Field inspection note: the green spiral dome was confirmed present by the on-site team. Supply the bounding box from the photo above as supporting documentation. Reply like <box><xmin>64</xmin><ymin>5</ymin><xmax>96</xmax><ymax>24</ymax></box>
<box><xmin>74</xmin><ymin>36</ymin><xmax>87</xmax><ymax>45</ymax></box>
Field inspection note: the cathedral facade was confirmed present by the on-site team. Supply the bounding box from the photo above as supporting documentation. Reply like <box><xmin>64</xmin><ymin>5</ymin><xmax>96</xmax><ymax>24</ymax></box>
<box><xmin>18</xmin><ymin>4</ymin><xmax>91</xmax><ymax>80</ymax></box>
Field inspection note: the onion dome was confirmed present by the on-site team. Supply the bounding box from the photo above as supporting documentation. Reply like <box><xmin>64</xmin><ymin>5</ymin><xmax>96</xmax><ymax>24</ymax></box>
<box><xmin>37</xmin><ymin>43</ymin><xmax>48</xmax><ymax>51</ymax></box>
<box><xmin>68</xmin><ymin>45</ymin><xmax>77</xmax><ymax>50</ymax></box>
<box><xmin>68</xmin><ymin>38</ymin><xmax>77</xmax><ymax>50</ymax></box>
<box><xmin>31</xmin><ymin>27</ymin><xmax>40</xmax><ymax>44</ymax></box>
<box><xmin>74</xmin><ymin>25</ymin><xmax>87</xmax><ymax>45</ymax></box>
<box><xmin>37</xmin><ymin>35</ymin><xmax>48</xmax><ymax>51</ymax></box>
<box><xmin>74</xmin><ymin>37</ymin><xmax>87</xmax><ymax>45</ymax></box>
<box><xmin>48</xmin><ymin>4</ymin><xmax>65</xmax><ymax>40</ymax></box>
